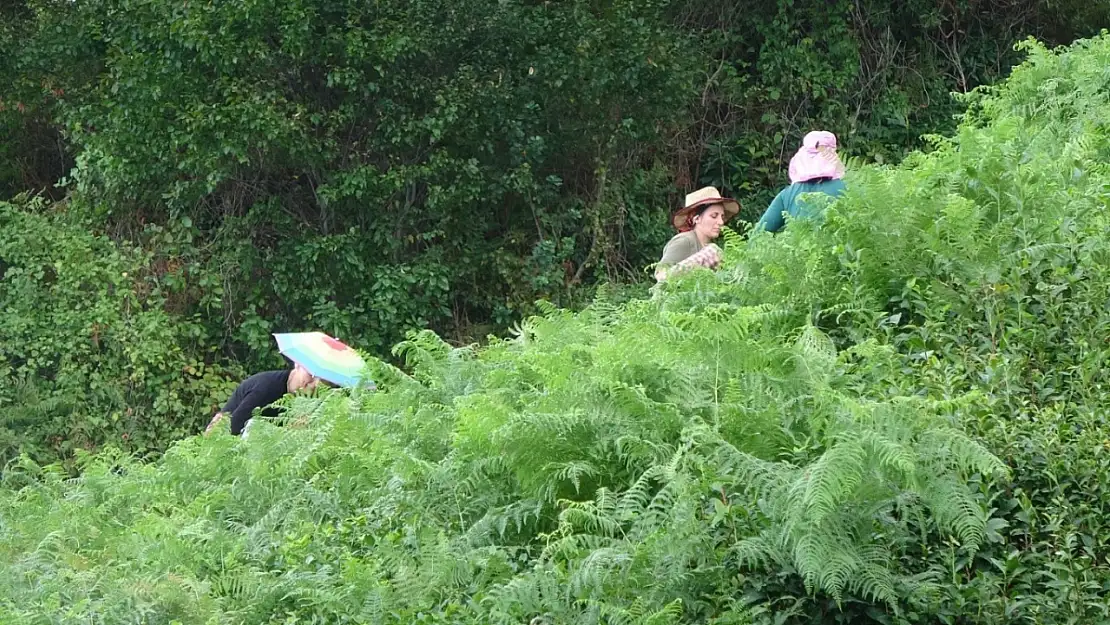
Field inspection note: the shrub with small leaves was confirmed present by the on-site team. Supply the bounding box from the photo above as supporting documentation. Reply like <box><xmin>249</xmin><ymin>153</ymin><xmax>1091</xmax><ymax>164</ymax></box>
<box><xmin>0</xmin><ymin>196</ymin><xmax>242</xmax><ymax>467</ymax></box>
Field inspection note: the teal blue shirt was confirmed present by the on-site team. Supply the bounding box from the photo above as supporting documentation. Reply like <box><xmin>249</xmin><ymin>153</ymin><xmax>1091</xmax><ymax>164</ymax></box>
<box><xmin>755</xmin><ymin>178</ymin><xmax>847</xmax><ymax>233</ymax></box>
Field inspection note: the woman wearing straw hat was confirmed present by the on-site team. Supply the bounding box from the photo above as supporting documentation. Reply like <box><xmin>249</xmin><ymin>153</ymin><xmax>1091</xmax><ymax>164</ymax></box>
<box><xmin>756</xmin><ymin>130</ymin><xmax>847</xmax><ymax>234</ymax></box>
<box><xmin>654</xmin><ymin>186</ymin><xmax>740</xmax><ymax>282</ymax></box>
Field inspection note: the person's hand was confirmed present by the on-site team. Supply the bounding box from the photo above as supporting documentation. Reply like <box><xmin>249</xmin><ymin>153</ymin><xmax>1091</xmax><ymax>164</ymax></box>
<box><xmin>660</xmin><ymin>244</ymin><xmax>724</xmax><ymax>281</ymax></box>
<box><xmin>700</xmin><ymin>244</ymin><xmax>722</xmax><ymax>268</ymax></box>
<box><xmin>682</xmin><ymin>244</ymin><xmax>722</xmax><ymax>270</ymax></box>
<box><xmin>204</xmin><ymin>412</ymin><xmax>225</xmax><ymax>436</ymax></box>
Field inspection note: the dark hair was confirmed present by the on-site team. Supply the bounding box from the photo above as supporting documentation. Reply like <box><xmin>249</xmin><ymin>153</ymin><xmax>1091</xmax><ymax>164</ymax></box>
<box><xmin>692</xmin><ymin>201</ymin><xmax>729</xmax><ymax>220</ymax></box>
<box><xmin>285</xmin><ymin>362</ymin><xmax>340</xmax><ymax>389</ymax></box>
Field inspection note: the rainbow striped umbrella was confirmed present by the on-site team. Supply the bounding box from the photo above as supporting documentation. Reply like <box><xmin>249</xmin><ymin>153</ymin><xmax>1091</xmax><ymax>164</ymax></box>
<box><xmin>272</xmin><ymin>332</ymin><xmax>370</xmax><ymax>388</ymax></box>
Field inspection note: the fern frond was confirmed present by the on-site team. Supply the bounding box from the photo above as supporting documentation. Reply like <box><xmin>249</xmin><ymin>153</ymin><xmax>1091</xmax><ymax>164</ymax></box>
<box><xmin>800</xmin><ymin>437</ymin><xmax>866</xmax><ymax>524</ymax></box>
<box><xmin>919</xmin><ymin>475</ymin><xmax>988</xmax><ymax>549</ymax></box>
<box><xmin>732</xmin><ymin>535</ymin><xmax>778</xmax><ymax>570</ymax></box>
<box><xmin>568</xmin><ymin>546</ymin><xmax>633</xmax><ymax>596</ymax></box>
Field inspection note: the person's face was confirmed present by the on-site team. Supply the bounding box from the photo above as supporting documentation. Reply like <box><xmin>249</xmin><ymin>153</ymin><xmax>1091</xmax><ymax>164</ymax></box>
<box><xmin>288</xmin><ymin>365</ymin><xmax>320</xmax><ymax>392</ymax></box>
<box><xmin>694</xmin><ymin>204</ymin><xmax>725</xmax><ymax>240</ymax></box>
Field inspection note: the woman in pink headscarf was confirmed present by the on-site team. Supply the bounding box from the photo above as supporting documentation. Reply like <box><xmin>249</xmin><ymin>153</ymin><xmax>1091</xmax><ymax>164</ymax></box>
<box><xmin>755</xmin><ymin>130</ymin><xmax>847</xmax><ymax>234</ymax></box>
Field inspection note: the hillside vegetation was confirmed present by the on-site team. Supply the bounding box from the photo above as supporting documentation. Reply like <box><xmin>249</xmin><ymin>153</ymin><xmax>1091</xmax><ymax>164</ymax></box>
<box><xmin>3</xmin><ymin>0</ymin><xmax>1110</xmax><ymax>466</ymax></box>
<box><xmin>3</xmin><ymin>35</ymin><xmax>1110</xmax><ymax>624</ymax></box>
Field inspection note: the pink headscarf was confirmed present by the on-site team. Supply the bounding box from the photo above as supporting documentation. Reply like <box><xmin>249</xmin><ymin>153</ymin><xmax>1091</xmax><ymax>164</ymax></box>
<box><xmin>788</xmin><ymin>130</ymin><xmax>845</xmax><ymax>184</ymax></box>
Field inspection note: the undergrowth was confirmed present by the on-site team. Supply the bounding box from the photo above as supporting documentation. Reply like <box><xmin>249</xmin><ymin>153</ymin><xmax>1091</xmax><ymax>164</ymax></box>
<box><xmin>3</xmin><ymin>34</ymin><xmax>1110</xmax><ymax>624</ymax></box>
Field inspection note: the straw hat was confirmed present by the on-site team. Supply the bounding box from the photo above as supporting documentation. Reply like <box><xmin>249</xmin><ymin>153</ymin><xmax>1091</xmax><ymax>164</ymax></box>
<box><xmin>672</xmin><ymin>186</ymin><xmax>741</xmax><ymax>231</ymax></box>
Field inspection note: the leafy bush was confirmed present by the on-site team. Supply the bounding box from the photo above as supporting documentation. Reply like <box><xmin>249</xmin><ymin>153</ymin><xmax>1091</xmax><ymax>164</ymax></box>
<box><xmin>0</xmin><ymin>197</ymin><xmax>242</xmax><ymax>467</ymax></box>
<box><xmin>5</xmin><ymin>28</ymin><xmax>1110</xmax><ymax>625</ymax></box>
<box><xmin>2</xmin><ymin>0</ymin><xmax>701</xmax><ymax>355</ymax></box>
<box><xmin>727</xmin><ymin>34</ymin><xmax>1110</xmax><ymax>623</ymax></box>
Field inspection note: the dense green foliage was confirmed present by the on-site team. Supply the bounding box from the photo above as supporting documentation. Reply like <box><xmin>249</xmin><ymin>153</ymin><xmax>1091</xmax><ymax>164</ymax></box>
<box><xmin>2</xmin><ymin>0</ymin><xmax>1106</xmax><ymax>336</ymax></box>
<box><xmin>2</xmin><ymin>0</ymin><xmax>1108</xmax><ymax>463</ymax></box>
<box><xmin>3</xmin><ymin>0</ymin><xmax>1108</xmax><ymax>466</ymax></box>
<box><xmin>4</xmin><ymin>33</ymin><xmax>1110</xmax><ymax>624</ymax></box>
<box><xmin>2</xmin><ymin>0</ymin><xmax>702</xmax><ymax>350</ymax></box>
<box><xmin>0</xmin><ymin>198</ymin><xmax>242</xmax><ymax>465</ymax></box>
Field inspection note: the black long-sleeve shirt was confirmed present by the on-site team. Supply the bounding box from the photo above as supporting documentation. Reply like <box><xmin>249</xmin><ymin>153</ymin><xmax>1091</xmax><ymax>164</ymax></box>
<box><xmin>222</xmin><ymin>370</ymin><xmax>291</xmax><ymax>435</ymax></box>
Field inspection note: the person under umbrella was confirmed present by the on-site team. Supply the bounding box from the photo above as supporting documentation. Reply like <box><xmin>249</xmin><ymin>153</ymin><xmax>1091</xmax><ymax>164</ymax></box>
<box><xmin>755</xmin><ymin>130</ymin><xmax>847</xmax><ymax>234</ymax></box>
<box><xmin>204</xmin><ymin>332</ymin><xmax>370</xmax><ymax>436</ymax></box>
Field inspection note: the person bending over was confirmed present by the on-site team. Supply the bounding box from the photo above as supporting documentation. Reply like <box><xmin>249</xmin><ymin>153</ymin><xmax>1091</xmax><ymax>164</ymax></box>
<box><xmin>204</xmin><ymin>363</ymin><xmax>322</xmax><ymax>436</ymax></box>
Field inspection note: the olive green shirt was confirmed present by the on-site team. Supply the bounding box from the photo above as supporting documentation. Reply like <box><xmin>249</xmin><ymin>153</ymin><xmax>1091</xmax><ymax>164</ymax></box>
<box><xmin>658</xmin><ymin>231</ymin><xmax>703</xmax><ymax>268</ymax></box>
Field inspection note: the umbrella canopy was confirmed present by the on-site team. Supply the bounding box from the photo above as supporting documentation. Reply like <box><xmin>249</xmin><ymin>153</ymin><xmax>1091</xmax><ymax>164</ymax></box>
<box><xmin>272</xmin><ymin>332</ymin><xmax>370</xmax><ymax>388</ymax></box>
